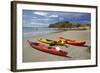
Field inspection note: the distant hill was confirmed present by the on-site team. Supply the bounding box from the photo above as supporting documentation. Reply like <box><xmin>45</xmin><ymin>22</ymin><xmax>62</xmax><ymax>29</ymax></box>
<box><xmin>49</xmin><ymin>21</ymin><xmax>90</xmax><ymax>28</ymax></box>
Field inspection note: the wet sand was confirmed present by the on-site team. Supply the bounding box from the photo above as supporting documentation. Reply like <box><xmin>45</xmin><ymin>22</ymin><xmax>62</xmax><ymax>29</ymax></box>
<box><xmin>23</xmin><ymin>30</ymin><xmax>91</xmax><ymax>62</ymax></box>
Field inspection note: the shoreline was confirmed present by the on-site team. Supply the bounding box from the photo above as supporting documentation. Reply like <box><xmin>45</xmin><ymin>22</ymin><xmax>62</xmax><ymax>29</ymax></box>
<box><xmin>23</xmin><ymin>29</ymin><xmax>90</xmax><ymax>39</ymax></box>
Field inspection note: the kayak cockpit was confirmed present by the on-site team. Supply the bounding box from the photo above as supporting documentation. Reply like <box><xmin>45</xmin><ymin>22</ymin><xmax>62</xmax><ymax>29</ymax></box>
<box><xmin>31</xmin><ymin>42</ymin><xmax>39</xmax><ymax>45</ymax></box>
<box><xmin>48</xmin><ymin>47</ymin><xmax>52</xmax><ymax>49</ymax></box>
<box><xmin>46</xmin><ymin>39</ymin><xmax>52</xmax><ymax>41</ymax></box>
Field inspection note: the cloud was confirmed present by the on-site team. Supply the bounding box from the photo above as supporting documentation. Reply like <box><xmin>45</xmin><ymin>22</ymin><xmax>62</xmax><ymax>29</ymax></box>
<box><xmin>33</xmin><ymin>12</ymin><xmax>47</xmax><ymax>16</ymax></box>
<box><xmin>49</xmin><ymin>15</ymin><xmax>59</xmax><ymax>18</ymax></box>
<box><xmin>32</xmin><ymin>17</ymin><xmax>38</xmax><ymax>19</ymax></box>
<box><xmin>30</xmin><ymin>22</ymin><xmax>44</xmax><ymax>25</ymax></box>
<box><xmin>33</xmin><ymin>11</ymin><xmax>59</xmax><ymax>18</ymax></box>
<box><xmin>30</xmin><ymin>22</ymin><xmax>49</xmax><ymax>27</ymax></box>
<box><xmin>32</xmin><ymin>18</ymin><xmax>50</xmax><ymax>21</ymax></box>
<box><xmin>59</xmin><ymin>17</ymin><xmax>64</xmax><ymax>20</ymax></box>
<box><xmin>63</xmin><ymin>13</ymin><xmax>85</xmax><ymax>18</ymax></box>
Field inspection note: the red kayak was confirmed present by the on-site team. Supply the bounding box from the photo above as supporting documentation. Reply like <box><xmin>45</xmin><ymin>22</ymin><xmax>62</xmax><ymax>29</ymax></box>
<box><xmin>59</xmin><ymin>37</ymin><xmax>86</xmax><ymax>46</ymax></box>
<box><xmin>27</xmin><ymin>40</ymin><xmax>71</xmax><ymax>58</ymax></box>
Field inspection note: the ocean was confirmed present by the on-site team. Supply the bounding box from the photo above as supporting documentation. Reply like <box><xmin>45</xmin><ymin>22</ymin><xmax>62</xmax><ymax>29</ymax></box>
<box><xmin>23</xmin><ymin>27</ymin><xmax>60</xmax><ymax>38</ymax></box>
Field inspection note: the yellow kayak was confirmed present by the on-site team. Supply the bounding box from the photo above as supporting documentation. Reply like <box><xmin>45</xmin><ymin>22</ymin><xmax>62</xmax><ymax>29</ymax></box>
<box><xmin>38</xmin><ymin>38</ymin><xmax>65</xmax><ymax>46</ymax></box>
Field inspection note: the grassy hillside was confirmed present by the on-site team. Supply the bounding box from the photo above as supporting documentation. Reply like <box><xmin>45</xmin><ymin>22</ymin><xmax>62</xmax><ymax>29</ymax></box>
<box><xmin>49</xmin><ymin>21</ymin><xmax>90</xmax><ymax>29</ymax></box>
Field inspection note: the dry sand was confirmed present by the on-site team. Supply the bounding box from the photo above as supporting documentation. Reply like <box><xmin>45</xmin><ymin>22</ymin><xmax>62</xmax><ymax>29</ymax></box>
<box><xmin>23</xmin><ymin>30</ymin><xmax>91</xmax><ymax>62</ymax></box>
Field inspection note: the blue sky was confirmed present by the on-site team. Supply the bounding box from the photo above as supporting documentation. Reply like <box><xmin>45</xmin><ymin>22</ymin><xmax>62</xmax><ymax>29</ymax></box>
<box><xmin>23</xmin><ymin>10</ymin><xmax>91</xmax><ymax>27</ymax></box>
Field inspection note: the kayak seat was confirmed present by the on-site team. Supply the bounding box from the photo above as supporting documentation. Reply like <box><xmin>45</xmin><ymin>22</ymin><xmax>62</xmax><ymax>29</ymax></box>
<box><xmin>59</xmin><ymin>50</ymin><xmax>64</xmax><ymax>53</ymax></box>
<box><xmin>53</xmin><ymin>41</ymin><xmax>57</xmax><ymax>44</ymax></box>
<box><xmin>46</xmin><ymin>39</ymin><xmax>52</xmax><ymax>41</ymax></box>
<box><xmin>57</xmin><ymin>40</ymin><xmax>64</xmax><ymax>44</ymax></box>
<box><xmin>50</xmin><ymin>44</ymin><xmax>55</xmax><ymax>46</ymax></box>
<box><xmin>32</xmin><ymin>42</ymin><xmax>39</xmax><ymax>45</ymax></box>
<box><xmin>48</xmin><ymin>47</ymin><xmax>52</xmax><ymax>49</ymax></box>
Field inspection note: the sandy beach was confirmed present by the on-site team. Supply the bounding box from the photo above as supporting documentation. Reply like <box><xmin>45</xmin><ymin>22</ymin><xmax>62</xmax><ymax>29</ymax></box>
<box><xmin>23</xmin><ymin>30</ymin><xmax>91</xmax><ymax>63</ymax></box>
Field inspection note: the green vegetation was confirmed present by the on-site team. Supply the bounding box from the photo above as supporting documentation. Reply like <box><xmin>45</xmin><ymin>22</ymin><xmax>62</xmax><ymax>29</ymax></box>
<box><xmin>49</xmin><ymin>21</ymin><xmax>91</xmax><ymax>29</ymax></box>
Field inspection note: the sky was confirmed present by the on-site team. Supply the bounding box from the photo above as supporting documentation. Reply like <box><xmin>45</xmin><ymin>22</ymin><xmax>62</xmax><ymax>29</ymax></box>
<box><xmin>22</xmin><ymin>10</ymin><xmax>91</xmax><ymax>27</ymax></box>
